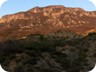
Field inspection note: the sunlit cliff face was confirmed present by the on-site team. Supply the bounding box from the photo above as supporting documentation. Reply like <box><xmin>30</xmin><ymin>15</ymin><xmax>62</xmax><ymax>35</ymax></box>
<box><xmin>0</xmin><ymin>5</ymin><xmax>96</xmax><ymax>41</ymax></box>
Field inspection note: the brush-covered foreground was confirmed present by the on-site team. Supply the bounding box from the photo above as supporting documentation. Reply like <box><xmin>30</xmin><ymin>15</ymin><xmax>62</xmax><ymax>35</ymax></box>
<box><xmin>0</xmin><ymin>30</ymin><xmax>96</xmax><ymax>72</ymax></box>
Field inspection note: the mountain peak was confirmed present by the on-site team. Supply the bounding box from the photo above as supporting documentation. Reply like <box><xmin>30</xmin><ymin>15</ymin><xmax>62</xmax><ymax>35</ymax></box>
<box><xmin>0</xmin><ymin>5</ymin><xmax>96</xmax><ymax>41</ymax></box>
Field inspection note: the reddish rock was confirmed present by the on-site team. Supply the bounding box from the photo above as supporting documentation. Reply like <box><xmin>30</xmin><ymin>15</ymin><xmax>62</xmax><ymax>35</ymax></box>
<box><xmin>0</xmin><ymin>5</ymin><xmax>96</xmax><ymax>41</ymax></box>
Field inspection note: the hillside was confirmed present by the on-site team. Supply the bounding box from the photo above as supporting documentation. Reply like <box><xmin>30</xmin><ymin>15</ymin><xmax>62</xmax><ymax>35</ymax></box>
<box><xmin>0</xmin><ymin>5</ymin><xmax>96</xmax><ymax>41</ymax></box>
<box><xmin>0</xmin><ymin>30</ymin><xmax>96</xmax><ymax>72</ymax></box>
<box><xmin>0</xmin><ymin>5</ymin><xmax>96</xmax><ymax>72</ymax></box>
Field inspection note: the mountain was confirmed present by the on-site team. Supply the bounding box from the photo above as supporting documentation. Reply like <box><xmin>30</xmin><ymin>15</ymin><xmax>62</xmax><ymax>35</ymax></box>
<box><xmin>0</xmin><ymin>5</ymin><xmax>96</xmax><ymax>72</ymax></box>
<box><xmin>0</xmin><ymin>5</ymin><xmax>96</xmax><ymax>41</ymax></box>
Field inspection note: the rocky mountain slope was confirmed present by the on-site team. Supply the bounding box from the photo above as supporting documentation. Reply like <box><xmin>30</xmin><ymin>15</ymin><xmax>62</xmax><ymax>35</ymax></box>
<box><xmin>0</xmin><ymin>5</ymin><xmax>96</xmax><ymax>41</ymax></box>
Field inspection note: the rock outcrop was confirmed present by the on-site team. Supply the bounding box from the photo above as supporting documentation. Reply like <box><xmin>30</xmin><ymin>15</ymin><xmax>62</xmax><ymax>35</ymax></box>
<box><xmin>0</xmin><ymin>5</ymin><xmax>96</xmax><ymax>41</ymax></box>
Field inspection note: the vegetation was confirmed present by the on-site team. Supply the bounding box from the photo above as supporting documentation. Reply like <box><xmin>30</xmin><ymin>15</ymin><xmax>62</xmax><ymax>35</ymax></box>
<box><xmin>0</xmin><ymin>30</ymin><xmax>96</xmax><ymax>72</ymax></box>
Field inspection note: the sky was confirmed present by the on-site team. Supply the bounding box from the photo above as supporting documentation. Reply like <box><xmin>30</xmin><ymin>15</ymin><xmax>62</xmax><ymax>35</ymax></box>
<box><xmin>0</xmin><ymin>0</ymin><xmax>96</xmax><ymax>18</ymax></box>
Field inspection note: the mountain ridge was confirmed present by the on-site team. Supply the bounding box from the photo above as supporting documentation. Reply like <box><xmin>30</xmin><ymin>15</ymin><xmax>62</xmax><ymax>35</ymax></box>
<box><xmin>0</xmin><ymin>5</ymin><xmax>96</xmax><ymax>41</ymax></box>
